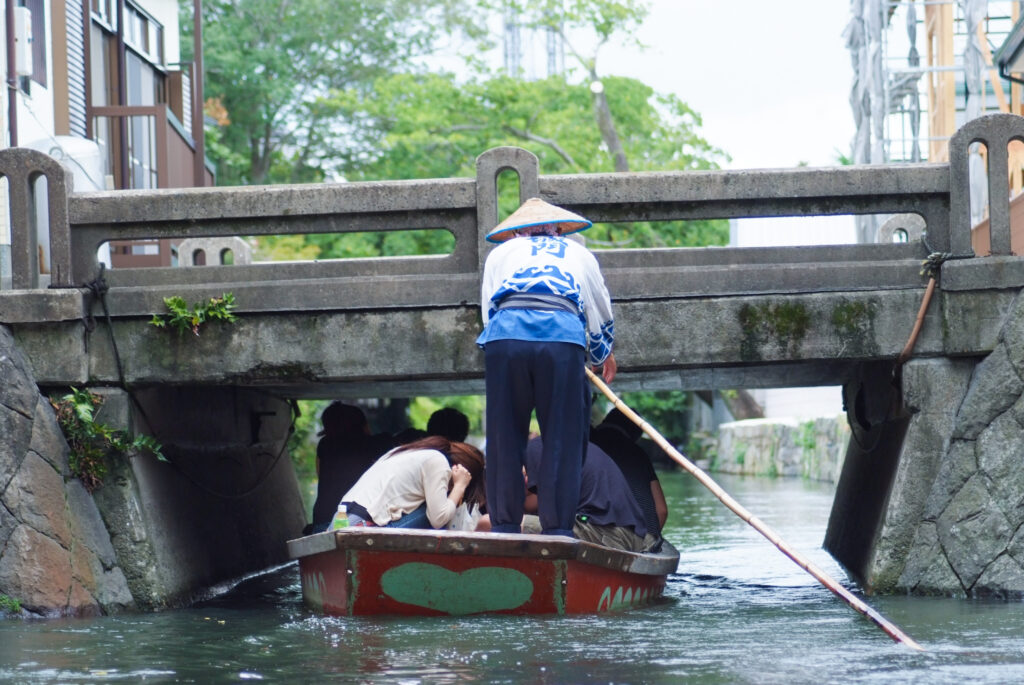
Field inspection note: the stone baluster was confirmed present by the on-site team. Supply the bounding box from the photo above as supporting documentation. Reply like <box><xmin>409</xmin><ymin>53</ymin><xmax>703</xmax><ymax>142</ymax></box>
<box><xmin>0</xmin><ymin>148</ymin><xmax>72</xmax><ymax>289</ymax></box>
<box><xmin>949</xmin><ymin>112</ymin><xmax>1024</xmax><ymax>257</ymax></box>
<box><xmin>475</xmin><ymin>146</ymin><xmax>540</xmax><ymax>267</ymax></box>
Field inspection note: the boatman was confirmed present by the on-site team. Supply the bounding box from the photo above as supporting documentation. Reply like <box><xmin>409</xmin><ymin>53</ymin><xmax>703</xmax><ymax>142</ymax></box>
<box><xmin>477</xmin><ymin>197</ymin><xmax>616</xmax><ymax>537</ymax></box>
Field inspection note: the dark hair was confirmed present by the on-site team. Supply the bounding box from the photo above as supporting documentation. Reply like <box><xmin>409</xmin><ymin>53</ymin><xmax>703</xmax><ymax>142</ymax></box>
<box><xmin>426</xmin><ymin>407</ymin><xmax>470</xmax><ymax>442</ymax></box>
<box><xmin>392</xmin><ymin>436</ymin><xmax>486</xmax><ymax>509</ymax></box>
<box><xmin>599</xmin><ymin>407</ymin><xmax>642</xmax><ymax>442</ymax></box>
<box><xmin>518</xmin><ymin>224</ymin><xmax>558</xmax><ymax>237</ymax></box>
<box><xmin>394</xmin><ymin>427</ymin><xmax>428</xmax><ymax>444</ymax></box>
<box><xmin>319</xmin><ymin>402</ymin><xmax>368</xmax><ymax>437</ymax></box>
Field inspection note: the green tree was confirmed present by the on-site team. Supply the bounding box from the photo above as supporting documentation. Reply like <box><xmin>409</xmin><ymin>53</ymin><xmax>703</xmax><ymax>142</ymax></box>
<box><xmin>408</xmin><ymin>396</ymin><xmax>485</xmax><ymax>437</ymax></box>
<box><xmin>320</xmin><ymin>70</ymin><xmax>728</xmax><ymax>252</ymax></box>
<box><xmin>184</xmin><ymin>0</ymin><xmax>486</xmax><ymax>185</ymax></box>
<box><xmin>486</xmin><ymin>0</ymin><xmax>651</xmax><ymax>172</ymax></box>
<box><xmin>191</xmin><ymin>0</ymin><xmax>731</xmax><ymax>252</ymax></box>
<box><xmin>287</xmin><ymin>399</ymin><xmax>328</xmax><ymax>513</ymax></box>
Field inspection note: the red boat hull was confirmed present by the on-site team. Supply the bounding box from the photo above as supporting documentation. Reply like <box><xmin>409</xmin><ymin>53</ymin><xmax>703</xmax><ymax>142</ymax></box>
<box><xmin>289</xmin><ymin>528</ymin><xmax>677</xmax><ymax>617</ymax></box>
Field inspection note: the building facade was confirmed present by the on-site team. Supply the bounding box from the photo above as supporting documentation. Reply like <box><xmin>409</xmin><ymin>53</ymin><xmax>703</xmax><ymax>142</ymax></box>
<box><xmin>0</xmin><ymin>0</ymin><xmax>211</xmax><ymax>287</ymax></box>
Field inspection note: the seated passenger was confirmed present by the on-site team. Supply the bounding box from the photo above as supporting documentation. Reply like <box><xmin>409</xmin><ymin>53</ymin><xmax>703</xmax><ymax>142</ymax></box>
<box><xmin>341</xmin><ymin>436</ymin><xmax>485</xmax><ymax>529</ymax></box>
<box><xmin>525</xmin><ymin>436</ymin><xmax>660</xmax><ymax>552</ymax></box>
<box><xmin>590</xmin><ymin>408</ymin><xmax>668</xmax><ymax>533</ymax></box>
<box><xmin>306</xmin><ymin>402</ymin><xmax>396</xmax><ymax>534</ymax></box>
<box><xmin>426</xmin><ymin>407</ymin><xmax>471</xmax><ymax>442</ymax></box>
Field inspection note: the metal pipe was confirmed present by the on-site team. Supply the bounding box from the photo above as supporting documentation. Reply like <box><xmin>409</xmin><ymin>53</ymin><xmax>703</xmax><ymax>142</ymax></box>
<box><xmin>191</xmin><ymin>0</ymin><xmax>205</xmax><ymax>186</ymax></box>
<box><xmin>6</xmin><ymin>0</ymin><xmax>18</xmax><ymax>146</ymax></box>
<box><xmin>998</xmin><ymin>62</ymin><xmax>1024</xmax><ymax>87</ymax></box>
<box><xmin>115</xmin><ymin>0</ymin><xmax>128</xmax><ymax>187</ymax></box>
<box><xmin>82</xmin><ymin>0</ymin><xmax>92</xmax><ymax>139</ymax></box>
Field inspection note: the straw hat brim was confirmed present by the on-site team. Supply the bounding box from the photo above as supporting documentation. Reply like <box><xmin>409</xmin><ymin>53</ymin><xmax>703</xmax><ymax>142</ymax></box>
<box><xmin>485</xmin><ymin>197</ymin><xmax>592</xmax><ymax>243</ymax></box>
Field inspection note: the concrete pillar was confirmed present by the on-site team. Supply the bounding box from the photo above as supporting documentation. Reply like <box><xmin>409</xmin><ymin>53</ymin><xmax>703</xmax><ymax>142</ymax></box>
<box><xmin>91</xmin><ymin>386</ymin><xmax>306</xmax><ymax>609</ymax></box>
<box><xmin>828</xmin><ymin>288</ymin><xmax>1024</xmax><ymax>597</ymax></box>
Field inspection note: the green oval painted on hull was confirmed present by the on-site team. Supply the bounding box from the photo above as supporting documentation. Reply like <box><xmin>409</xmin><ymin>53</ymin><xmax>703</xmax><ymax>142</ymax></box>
<box><xmin>380</xmin><ymin>562</ymin><xmax>535</xmax><ymax>615</ymax></box>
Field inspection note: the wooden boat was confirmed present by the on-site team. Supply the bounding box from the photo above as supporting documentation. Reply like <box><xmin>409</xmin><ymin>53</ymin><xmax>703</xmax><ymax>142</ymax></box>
<box><xmin>287</xmin><ymin>527</ymin><xmax>679</xmax><ymax>617</ymax></box>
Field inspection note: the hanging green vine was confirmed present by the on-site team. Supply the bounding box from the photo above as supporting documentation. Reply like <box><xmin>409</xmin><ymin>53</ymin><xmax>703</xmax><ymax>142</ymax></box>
<box><xmin>51</xmin><ymin>388</ymin><xmax>164</xmax><ymax>492</ymax></box>
<box><xmin>149</xmin><ymin>292</ymin><xmax>237</xmax><ymax>336</ymax></box>
<box><xmin>0</xmin><ymin>594</ymin><xmax>21</xmax><ymax>614</ymax></box>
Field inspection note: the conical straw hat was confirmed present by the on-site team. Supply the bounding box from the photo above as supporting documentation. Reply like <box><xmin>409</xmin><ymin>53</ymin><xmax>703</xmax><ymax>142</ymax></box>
<box><xmin>485</xmin><ymin>197</ymin><xmax>592</xmax><ymax>243</ymax></box>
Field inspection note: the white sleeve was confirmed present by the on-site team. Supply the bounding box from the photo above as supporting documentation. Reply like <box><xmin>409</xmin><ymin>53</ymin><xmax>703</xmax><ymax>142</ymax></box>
<box><xmin>577</xmin><ymin>248</ymin><xmax>615</xmax><ymax>364</ymax></box>
<box><xmin>422</xmin><ymin>454</ymin><xmax>457</xmax><ymax>528</ymax></box>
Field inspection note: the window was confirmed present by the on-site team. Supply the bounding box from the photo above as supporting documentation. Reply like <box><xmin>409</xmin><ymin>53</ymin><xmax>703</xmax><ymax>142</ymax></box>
<box><xmin>91</xmin><ymin>0</ymin><xmax>115</xmax><ymax>30</ymax></box>
<box><xmin>23</xmin><ymin>0</ymin><xmax>47</xmax><ymax>87</ymax></box>
<box><xmin>130</xmin><ymin>242</ymin><xmax>159</xmax><ymax>256</ymax></box>
<box><xmin>123</xmin><ymin>2</ymin><xmax>164</xmax><ymax>66</ymax></box>
<box><xmin>89</xmin><ymin>0</ymin><xmax>167</xmax><ymax>190</ymax></box>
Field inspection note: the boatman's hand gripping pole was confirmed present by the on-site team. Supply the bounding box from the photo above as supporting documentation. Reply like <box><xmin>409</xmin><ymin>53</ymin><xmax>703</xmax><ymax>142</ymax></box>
<box><xmin>585</xmin><ymin>367</ymin><xmax>925</xmax><ymax>652</ymax></box>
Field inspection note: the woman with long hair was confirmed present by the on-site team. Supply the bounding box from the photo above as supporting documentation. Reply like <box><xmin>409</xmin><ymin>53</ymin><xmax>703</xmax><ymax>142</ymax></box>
<box><xmin>340</xmin><ymin>436</ymin><xmax>485</xmax><ymax>529</ymax></box>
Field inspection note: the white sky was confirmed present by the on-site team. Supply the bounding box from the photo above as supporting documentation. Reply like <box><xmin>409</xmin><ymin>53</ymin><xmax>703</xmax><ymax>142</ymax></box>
<box><xmin>602</xmin><ymin>1</ymin><xmax>856</xmax><ymax>170</ymax></box>
<box><xmin>613</xmin><ymin>2</ymin><xmax>855</xmax><ymax>414</ymax></box>
<box><xmin>454</xmin><ymin>0</ymin><xmax>861</xmax><ymax>249</ymax></box>
<box><xmin>600</xmin><ymin>1</ymin><xmax>860</xmax><ymax>248</ymax></box>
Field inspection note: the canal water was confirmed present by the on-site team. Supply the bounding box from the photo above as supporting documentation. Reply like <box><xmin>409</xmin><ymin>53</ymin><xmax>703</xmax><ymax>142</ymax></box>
<box><xmin>3</xmin><ymin>471</ymin><xmax>1024</xmax><ymax>684</ymax></box>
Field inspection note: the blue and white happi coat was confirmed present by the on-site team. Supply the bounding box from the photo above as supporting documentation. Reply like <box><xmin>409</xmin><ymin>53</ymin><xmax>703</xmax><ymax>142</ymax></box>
<box><xmin>476</xmin><ymin>235</ymin><xmax>614</xmax><ymax>365</ymax></box>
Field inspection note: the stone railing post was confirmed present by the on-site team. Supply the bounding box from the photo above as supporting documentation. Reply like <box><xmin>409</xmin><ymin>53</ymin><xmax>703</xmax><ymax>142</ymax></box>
<box><xmin>949</xmin><ymin>112</ymin><xmax>1024</xmax><ymax>257</ymax></box>
<box><xmin>475</xmin><ymin>147</ymin><xmax>539</xmax><ymax>267</ymax></box>
<box><xmin>0</xmin><ymin>148</ymin><xmax>73</xmax><ymax>289</ymax></box>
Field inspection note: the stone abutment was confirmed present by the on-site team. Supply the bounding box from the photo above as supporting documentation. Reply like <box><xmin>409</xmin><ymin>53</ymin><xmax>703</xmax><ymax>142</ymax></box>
<box><xmin>0</xmin><ymin>325</ymin><xmax>305</xmax><ymax>615</ymax></box>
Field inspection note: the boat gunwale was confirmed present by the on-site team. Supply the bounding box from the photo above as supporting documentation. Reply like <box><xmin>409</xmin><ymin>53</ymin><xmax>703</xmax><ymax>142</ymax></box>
<box><xmin>287</xmin><ymin>528</ymin><xmax>679</xmax><ymax>577</ymax></box>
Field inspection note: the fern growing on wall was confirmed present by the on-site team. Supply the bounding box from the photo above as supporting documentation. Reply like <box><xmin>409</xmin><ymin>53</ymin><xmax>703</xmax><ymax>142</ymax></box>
<box><xmin>50</xmin><ymin>388</ymin><xmax>163</xmax><ymax>492</ymax></box>
<box><xmin>149</xmin><ymin>293</ymin><xmax>237</xmax><ymax>336</ymax></box>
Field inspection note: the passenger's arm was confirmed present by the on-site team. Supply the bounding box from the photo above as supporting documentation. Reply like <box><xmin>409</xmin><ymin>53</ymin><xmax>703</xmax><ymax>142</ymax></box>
<box><xmin>448</xmin><ymin>464</ymin><xmax>471</xmax><ymax>509</ymax></box>
<box><xmin>422</xmin><ymin>457</ymin><xmax>465</xmax><ymax>528</ymax></box>
<box><xmin>651</xmin><ymin>479</ymin><xmax>668</xmax><ymax>529</ymax></box>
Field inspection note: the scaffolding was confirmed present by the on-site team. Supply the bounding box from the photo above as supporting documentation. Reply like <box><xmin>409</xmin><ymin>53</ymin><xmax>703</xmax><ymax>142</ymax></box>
<box><xmin>850</xmin><ymin>0</ymin><xmax>1024</xmax><ymax>241</ymax></box>
<box><xmin>503</xmin><ymin>7</ymin><xmax>565</xmax><ymax>79</ymax></box>
<box><xmin>877</xmin><ymin>1</ymin><xmax>1020</xmax><ymax>164</ymax></box>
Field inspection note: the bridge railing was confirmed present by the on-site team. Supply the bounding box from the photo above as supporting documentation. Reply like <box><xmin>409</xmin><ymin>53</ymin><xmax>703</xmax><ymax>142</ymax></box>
<box><xmin>6</xmin><ymin>113</ymin><xmax>1024</xmax><ymax>313</ymax></box>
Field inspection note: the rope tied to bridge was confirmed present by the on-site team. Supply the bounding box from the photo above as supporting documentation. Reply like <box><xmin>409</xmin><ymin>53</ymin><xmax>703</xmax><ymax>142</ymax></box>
<box><xmin>920</xmin><ymin>251</ymin><xmax>952</xmax><ymax>279</ymax></box>
<box><xmin>79</xmin><ymin>265</ymin><xmax>296</xmax><ymax>498</ymax></box>
<box><xmin>82</xmin><ymin>264</ymin><xmax>127</xmax><ymax>385</ymax></box>
<box><xmin>897</xmin><ymin>251</ymin><xmax>953</xmax><ymax>366</ymax></box>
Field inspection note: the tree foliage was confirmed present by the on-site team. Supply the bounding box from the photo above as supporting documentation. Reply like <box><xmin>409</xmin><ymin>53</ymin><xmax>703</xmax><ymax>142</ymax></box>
<box><xmin>329</xmin><ymin>70</ymin><xmax>729</xmax><ymax>250</ymax></box>
<box><xmin>185</xmin><ymin>0</ymin><xmax>486</xmax><ymax>185</ymax></box>
<box><xmin>476</xmin><ymin>0</ymin><xmax>651</xmax><ymax>171</ymax></box>
<box><xmin>594</xmin><ymin>391</ymin><xmax>691</xmax><ymax>450</ymax></box>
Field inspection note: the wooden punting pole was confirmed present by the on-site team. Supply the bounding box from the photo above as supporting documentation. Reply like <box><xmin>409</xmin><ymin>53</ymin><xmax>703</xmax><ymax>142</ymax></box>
<box><xmin>585</xmin><ymin>368</ymin><xmax>924</xmax><ymax>651</ymax></box>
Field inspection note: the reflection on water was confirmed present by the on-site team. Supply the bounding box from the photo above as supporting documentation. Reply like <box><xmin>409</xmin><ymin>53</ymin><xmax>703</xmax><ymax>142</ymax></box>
<box><xmin>3</xmin><ymin>472</ymin><xmax>1024</xmax><ymax>683</ymax></box>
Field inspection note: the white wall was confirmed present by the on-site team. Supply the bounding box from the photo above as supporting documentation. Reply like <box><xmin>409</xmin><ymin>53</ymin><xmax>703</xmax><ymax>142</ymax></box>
<box><xmin>750</xmin><ymin>387</ymin><xmax>846</xmax><ymax>421</ymax></box>
<box><xmin>730</xmin><ymin>215</ymin><xmax>857</xmax><ymax>247</ymax></box>
<box><xmin>15</xmin><ymin>0</ymin><xmax>56</xmax><ymax>147</ymax></box>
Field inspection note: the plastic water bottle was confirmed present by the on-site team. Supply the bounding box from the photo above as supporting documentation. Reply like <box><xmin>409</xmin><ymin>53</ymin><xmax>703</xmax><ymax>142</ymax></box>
<box><xmin>331</xmin><ymin>504</ymin><xmax>349</xmax><ymax>530</ymax></box>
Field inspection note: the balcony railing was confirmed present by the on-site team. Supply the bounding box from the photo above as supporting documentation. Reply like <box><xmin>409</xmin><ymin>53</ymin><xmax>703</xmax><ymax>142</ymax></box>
<box><xmin>89</xmin><ymin>105</ymin><xmax>212</xmax><ymax>190</ymax></box>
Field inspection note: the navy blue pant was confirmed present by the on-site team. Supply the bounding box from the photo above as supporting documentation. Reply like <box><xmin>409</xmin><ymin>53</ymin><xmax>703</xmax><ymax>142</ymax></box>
<box><xmin>484</xmin><ymin>339</ymin><xmax>589</xmax><ymax>536</ymax></box>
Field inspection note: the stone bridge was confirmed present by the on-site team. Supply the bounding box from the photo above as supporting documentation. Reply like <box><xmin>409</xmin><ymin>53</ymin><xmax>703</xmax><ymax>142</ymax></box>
<box><xmin>4</xmin><ymin>113</ymin><xmax>1024</xmax><ymax>614</ymax></box>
